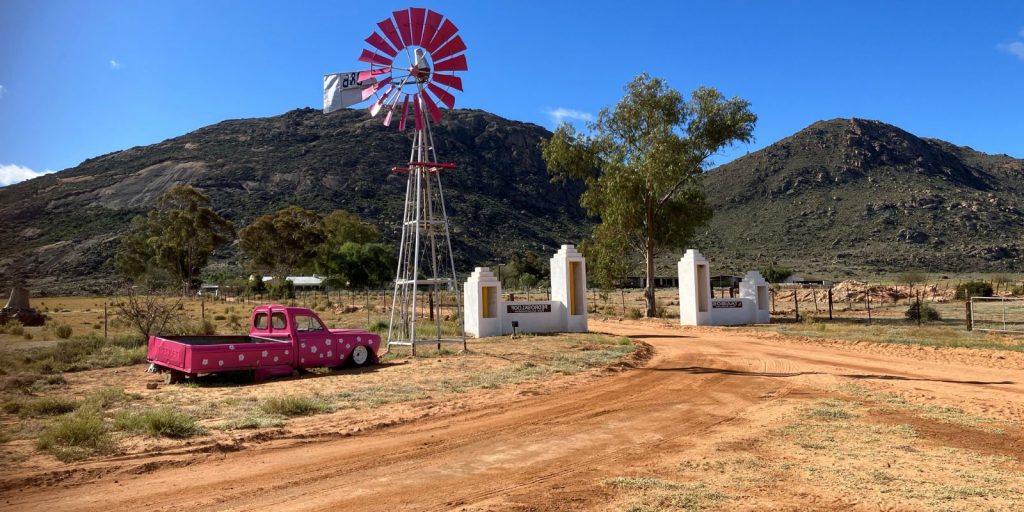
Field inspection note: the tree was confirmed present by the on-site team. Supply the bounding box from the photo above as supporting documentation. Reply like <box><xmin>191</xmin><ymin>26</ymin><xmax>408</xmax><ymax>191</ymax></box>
<box><xmin>313</xmin><ymin>210</ymin><xmax>394</xmax><ymax>288</ymax></box>
<box><xmin>317</xmin><ymin>242</ymin><xmax>395</xmax><ymax>288</ymax></box>
<box><xmin>322</xmin><ymin>210</ymin><xmax>380</xmax><ymax>246</ymax></box>
<box><xmin>541</xmin><ymin>74</ymin><xmax>756</xmax><ymax>316</ymax></box>
<box><xmin>896</xmin><ymin>271</ymin><xmax>926</xmax><ymax>297</ymax></box>
<box><xmin>239</xmin><ymin>206</ymin><xmax>326</xmax><ymax>279</ymax></box>
<box><xmin>114</xmin><ymin>185</ymin><xmax>234</xmax><ymax>294</ymax></box>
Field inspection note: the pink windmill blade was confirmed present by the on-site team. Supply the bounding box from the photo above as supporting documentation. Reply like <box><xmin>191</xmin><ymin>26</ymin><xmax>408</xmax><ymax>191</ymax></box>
<box><xmin>355</xmin><ymin>8</ymin><xmax>467</xmax><ymax>130</ymax></box>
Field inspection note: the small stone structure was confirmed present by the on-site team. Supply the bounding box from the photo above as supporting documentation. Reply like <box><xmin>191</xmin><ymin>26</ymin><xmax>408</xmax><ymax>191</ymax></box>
<box><xmin>464</xmin><ymin>245</ymin><xmax>588</xmax><ymax>337</ymax></box>
<box><xmin>678</xmin><ymin>249</ymin><xmax>770</xmax><ymax>326</ymax></box>
<box><xmin>0</xmin><ymin>287</ymin><xmax>46</xmax><ymax>326</ymax></box>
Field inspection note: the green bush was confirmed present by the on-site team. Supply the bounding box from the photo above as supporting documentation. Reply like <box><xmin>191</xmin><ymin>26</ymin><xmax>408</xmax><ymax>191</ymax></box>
<box><xmin>16</xmin><ymin>396</ymin><xmax>79</xmax><ymax>417</ymax></box>
<box><xmin>36</xmin><ymin>408</ymin><xmax>113</xmax><ymax>461</ymax></box>
<box><xmin>114</xmin><ymin>407</ymin><xmax>201</xmax><ymax>438</ymax></box>
<box><xmin>54</xmin><ymin>324</ymin><xmax>73</xmax><ymax>339</ymax></box>
<box><xmin>109</xmin><ymin>334</ymin><xmax>146</xmax><ymax>349</ymax></box>
<box><xmin>267</xmin><ymin>280</ymin><xmax>295</xmax><ymax>300</ymax></box>
<box><xmin>955</xmin><ymin>281</ymin><xmax>993</xmax><ymax>300</ymax></box>
<box><xmin>627</xmin><ymin>308</ymin><xmax>643</xmax><ymax>320</ymax></box>
<box><xmin>85</xmin><ymin>386</ymin><xmax>136</xmax><ymax>409</ymax></box>
<box><xmin>367</xmin><ymin>320</ymin><xmax>388</xmax><ymax>333</ymax></box>
<box><xmin>905</xmin><ymin>302</ymin><xmax>942</xmax><ymax>322</ymax></box>
<box><xmin>259</xmin><ymin>395</ymin><xmax>329</xmax><ymax>417</ymax></box>
<box><xmin>760</xmin><ymin>264</ymin><xmax>793</xmax><ymax>284</ymax></box>
<box><xmin>213</xmin><ymin>314</ymin><xmax>227</xmax><ymax>321</ymax></box>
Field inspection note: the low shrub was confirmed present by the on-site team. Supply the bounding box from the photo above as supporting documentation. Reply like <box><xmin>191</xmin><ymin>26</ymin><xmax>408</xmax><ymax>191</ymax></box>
<box><xmin>16</xmin><ymin>396</ymin><xmax>79</xmax><ymax>417</ymax></box>
<box><xmin>955</xmin><ymin>281</ymin><xmax>993</xmax><ymax>300</ymax></box>
<box><xmin>213</xmin><ymin>314</ymin><xmax>227</xmax><ymax>321</ymax></box>
<box><xmin>1</xmin><ymin>321</ymin><xmax>25</xmax><ymax>336</ymax></box>
<box><xmin>114</xmin><ymin>407</ymin><xmax>201</xmax><ymax>438</ymax></box>
<box><xmin>36</xmin><ymin>408</ymin><xmax>113</xmax><ymax>461</ymax></box>
<box><xmin>54</xmin><ymin>324</ymin><xmax>73</xmax><ymax>339</ymax></box>
<box><xmin>627</xmin><ymin>308</ymin><xmax>643</xmax><ymax>320</ymax></box>
<box><xmin>905</xmin><ymin>302</ymin><xmax>942</xmax><ymax>322</ymax></box>
<box><xmin>367</xmin><ymin>320</ymin><xmax>388</xmax><ymax>333</ymax></box>
<box><xmin>23</xmin><ymin>332</ymin><xmax>33</xmax><ymax>340</ymax></box>
<box><xmin>85</xmin><ymin>386</ymin><xmax>136</xmax><ymax>409</ymax></box>
<box><xmin>259</xmin><ymin>395</ymin><xmax>329</xmax><ymax>417</ymax></box>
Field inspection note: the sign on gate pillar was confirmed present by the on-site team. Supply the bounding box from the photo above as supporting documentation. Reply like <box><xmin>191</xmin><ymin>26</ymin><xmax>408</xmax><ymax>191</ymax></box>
<box><xmin>678</xmin><ymin>249</ymin><xmax>713</xmax><ymax>326</ymax></box>
<box><xmin>464</xmin><ymin>267</ymin><xmax>502</xmax><ymax>338</ymax></box>
<box><xmin>550</xmin><ymin>245</ymin><xmax>588</xmax><ymax>332</ymax></box>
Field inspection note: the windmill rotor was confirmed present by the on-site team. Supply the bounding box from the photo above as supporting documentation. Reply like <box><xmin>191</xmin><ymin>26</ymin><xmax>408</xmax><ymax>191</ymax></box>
<box><xmin>357</xmin><ymin>8</ymin><xmax>468</xmax><ymax>129</ymax></box>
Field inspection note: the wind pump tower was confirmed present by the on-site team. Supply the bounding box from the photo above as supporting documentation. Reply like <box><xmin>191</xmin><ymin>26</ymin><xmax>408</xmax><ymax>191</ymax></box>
<box><xmin>352</xmin><ymin>8</ymin><xmax>468</xmax><ymax>354</ymax></box>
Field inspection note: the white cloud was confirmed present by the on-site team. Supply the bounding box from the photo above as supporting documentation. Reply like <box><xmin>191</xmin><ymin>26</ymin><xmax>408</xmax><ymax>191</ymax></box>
<box><xmin>545</xmin><ymin>107</ymin><xmax>594</xmax><ymax>126</ymax></box>
<box><xmin>109</xmin><ymin>59</ymin><xmax>121</xmax><ymax>70</ymax></box>
<box><xmin>0</xmin><ymin>164</ymin><xmax>54</xmax><ymax>187</ymax></box>
<box><xmin>998</xmin><ymin>28</ymin><xmax>1024</xmax><ymax>61</ymax></box>
<box><xmin>998</xmin><ymin>41</ymin><xmax>1024</xmax><ymax>61</ymax></box>
<box><xmin>0</xmin><ymin>84</ymin><xmax>5</xmax><ymax>98</ymax></box>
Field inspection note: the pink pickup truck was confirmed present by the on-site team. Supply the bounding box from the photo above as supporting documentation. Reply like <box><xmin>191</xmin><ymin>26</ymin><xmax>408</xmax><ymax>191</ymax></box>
<box><xmin>147</xmin><ymin>305</ymin><xmax>381</xmax><ymax>383</ymax></box>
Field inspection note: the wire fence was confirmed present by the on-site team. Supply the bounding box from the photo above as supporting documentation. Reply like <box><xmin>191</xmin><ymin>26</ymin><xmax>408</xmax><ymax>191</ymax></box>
<box><xmin>969</xmin><ymin>297</ymin><xmax>1024</xmax><ymax>333</ymax></box>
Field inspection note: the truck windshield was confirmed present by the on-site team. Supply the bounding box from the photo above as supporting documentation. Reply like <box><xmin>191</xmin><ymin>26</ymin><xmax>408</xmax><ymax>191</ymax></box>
<box><xmin>295</xmin><ymin>315</ymin><xmax>324</xmax><ymax>332</ymax></box>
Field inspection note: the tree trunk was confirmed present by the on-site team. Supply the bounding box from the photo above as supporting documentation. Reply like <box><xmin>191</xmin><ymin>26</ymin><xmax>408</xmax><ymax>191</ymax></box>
<box><xmin>644</xmin><ymin>245</ymin><xmax>656</xmax><ymax>318</ymax></box>
<box><xmin>644</xmin><ymin>205</ymin><xmax>657</xmax><ymax>318</ymax></box>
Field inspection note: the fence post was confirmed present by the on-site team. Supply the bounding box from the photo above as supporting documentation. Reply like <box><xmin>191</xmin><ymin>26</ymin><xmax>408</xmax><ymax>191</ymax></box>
<box><xmin>865</xmin><ymin>285</ymin><xmax>872</xmax><ymax>325</ymax></box>
<box><xmin>793</xmin><ymin>288</ymin><xmax>800</xmax><ymax>321</ymax></box>
<box><xmin>916</xmin><ymin>291</ymin><xmax>922</xmax><ymax>327</ymax></box>
<box><xmin>103</xmin><ymin>303</ymin><xmax>108</xmax><ymax>341</ymax></box>
<box><xmin>828</xmin><ymin>288</ymin><xmax>833</xmax><ymax>320</ymax></box>
<box><xmin>966</xmin><ymin>300</ymin><xmax>973</xmax><ymax>331</ymax></box>
<box><xmin>620</xmin><ymin>289</ymin><xmax>626</xmax><ymax>317</ymax></box>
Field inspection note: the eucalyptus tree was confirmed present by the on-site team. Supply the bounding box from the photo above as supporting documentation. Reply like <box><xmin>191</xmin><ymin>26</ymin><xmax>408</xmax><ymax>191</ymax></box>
<box><xmin>542</xmin><ymin>74</ymin><xmax>756</xmax><ymax>317</ymax></box>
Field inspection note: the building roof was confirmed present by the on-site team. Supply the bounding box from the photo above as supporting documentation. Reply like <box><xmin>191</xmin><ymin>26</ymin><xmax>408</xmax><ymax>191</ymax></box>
<box><xmin>261</xmin><ymin>276</ymin><xmax>324</xmax><ymax>286</ymax></box>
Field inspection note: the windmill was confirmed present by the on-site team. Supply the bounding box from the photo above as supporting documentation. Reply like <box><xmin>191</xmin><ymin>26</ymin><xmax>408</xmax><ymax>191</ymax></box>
<box><xmin>330</xmin><ymin>7</ymin><xmax>468</xmax><ymax>354</ymax></box>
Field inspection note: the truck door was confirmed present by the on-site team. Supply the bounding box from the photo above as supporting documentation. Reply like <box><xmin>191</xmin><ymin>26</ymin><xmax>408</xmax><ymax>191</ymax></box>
<box><xmin>295</xmin><ymin>313</ymin><xmax>332</xmax><ymax>366</ymax></box>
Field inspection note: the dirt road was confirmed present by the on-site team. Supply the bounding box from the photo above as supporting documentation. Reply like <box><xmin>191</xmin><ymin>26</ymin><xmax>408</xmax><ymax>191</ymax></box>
<box><xmin>5</xmin><ymin>320</ymin><xmax>1023</xmax><ymax>511</ymax></box>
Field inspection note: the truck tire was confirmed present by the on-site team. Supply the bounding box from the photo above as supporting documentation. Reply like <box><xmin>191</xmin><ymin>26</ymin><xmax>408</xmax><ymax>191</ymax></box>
<box><xmin>164</xmin><ymin>370</ymin><xmax>185</xmax><ymax>385</ymax></box>
<box><xmin>351</xmin><ymin>345</ymin><xmax>371</xmax><ymax>367</ymax></box>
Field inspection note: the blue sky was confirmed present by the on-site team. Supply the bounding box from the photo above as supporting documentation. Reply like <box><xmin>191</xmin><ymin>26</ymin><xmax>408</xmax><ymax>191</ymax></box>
<box><xmin>1</xmin><ymin>1</ymin><xmax>1023</xmax><ymax>186</ymax></box>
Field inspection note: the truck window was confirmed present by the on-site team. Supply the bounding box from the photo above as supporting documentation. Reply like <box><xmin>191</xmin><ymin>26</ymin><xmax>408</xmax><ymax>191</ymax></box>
<box><xmin>254</xmin><ymin>313</ymin><xmax>268</xmax><ymax>330</ymax></box>
<box><xmin>271</xmin><ymin>312</ymin><xmax>287</xmax><ymax>330</ymax></box>
<box><xmin>295</xmin><ymin>315</ymin><xmax>324</xmax><ymax>332</ymax></box>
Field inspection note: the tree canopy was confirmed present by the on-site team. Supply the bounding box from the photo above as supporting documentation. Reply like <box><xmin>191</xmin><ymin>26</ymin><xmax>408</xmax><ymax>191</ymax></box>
<box><xmin>238</xmin><ymin>206</ymin><xmax>326</xmax><ymax>279</ymax></box>
<box><xmin>541</xmin><ymin>74</ymin><xmax>756</xmax><ymax>316</ymax></box>
<box><xmin>114</xmin><ymin>185</ymin><xmax>234</xmax><ymax>293</ymax></box>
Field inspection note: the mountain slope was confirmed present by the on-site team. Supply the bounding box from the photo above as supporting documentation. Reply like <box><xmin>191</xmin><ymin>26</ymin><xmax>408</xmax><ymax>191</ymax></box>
<box><xmin>0</xmin><ymin>108</ymin><xmax>588</xmax><ymax>293</ymax></box>
<box><xmin>696</xmin><ymin>118</ymin><xmax>1024</xmax><ymax>276</ymax></box>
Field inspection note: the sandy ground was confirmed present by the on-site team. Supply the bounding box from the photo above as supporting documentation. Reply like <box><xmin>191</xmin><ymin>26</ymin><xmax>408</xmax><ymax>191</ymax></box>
<box><xmin>3</xmin><ymin>319</ymin><xmax>1024</xmax><ymax>511</ymax></box>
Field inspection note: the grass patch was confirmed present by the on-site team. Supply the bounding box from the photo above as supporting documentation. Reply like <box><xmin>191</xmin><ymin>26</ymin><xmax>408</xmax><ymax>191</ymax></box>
<box><xmin>5</xmin><ymin>396</ymin><xmax>79</xmax><ymax>417</ymax></box>
<box><xmin>36</xmin><ymin>407</ymin><xmax>113</xmax><ymax>461</ymax></box>
<box><xmin>84</xmin><ymin>386</ymin><xmax>138</xmax><ymax>409</ymax></box>
<box><xmin>259</xmin><ymin>395</ymin><xmax>330</xmax><ymax>417</ymax></box>
<box><xmin>607</xmin><ymin>477</ymin><xmax>730</xmax><ymax>511</ymax></box>
<box><xmin>114</xmin><ymin>407</ymin><xmax>202</xmax><ymax>438</ymax></box>
<box><xmin>217</xmin><ymin>413</ymin><xmax>286</xmax><ymax>430</ymax></box>
<box><xmin>763</xmin><ymin>322</ymin><xmax>1024</xmax><ymax>352</ymax></box>
<box><xmin>804</xmin><ymin>399</ymin><xmax>856</xmax><ymax>420</ymax></box>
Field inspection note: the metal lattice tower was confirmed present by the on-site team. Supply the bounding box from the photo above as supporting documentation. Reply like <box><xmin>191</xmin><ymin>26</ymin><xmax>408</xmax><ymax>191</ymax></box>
<box><xmin>349</xmin><ymin>8</ymin><xmax>469</xmax><ymax>354</ymax></box>
<box><xmin>387</xmin><ymin>99</ymin><xmax>465</xmax><ymax>354</ymax></box>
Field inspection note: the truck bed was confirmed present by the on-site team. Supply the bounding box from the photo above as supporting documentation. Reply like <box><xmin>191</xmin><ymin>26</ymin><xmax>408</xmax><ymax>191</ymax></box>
<box><xmin>153</xmin><ymin>335</ymin><xmax>290</xmax><ymax>346</ymax></box>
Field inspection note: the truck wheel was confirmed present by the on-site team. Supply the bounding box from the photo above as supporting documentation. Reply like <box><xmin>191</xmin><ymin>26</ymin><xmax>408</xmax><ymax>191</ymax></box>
<box><xmin>351</xmin><ymin>345</ymin><xmax>371</xmax><ymax>367</ymax></box>
<box><xmin>164</xmin><ymin>370</ymin><xmax>185</xmax><ymax>385</ymax></box>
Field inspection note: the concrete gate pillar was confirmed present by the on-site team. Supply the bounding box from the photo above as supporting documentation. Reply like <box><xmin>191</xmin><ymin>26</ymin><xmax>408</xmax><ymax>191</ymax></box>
<box><xmin>678</xmin><ymin>249</ymin><xmax>713</xmax><ymax>326</ymax></box>
<box><xmin>550</xmin><ymin>245</ymin><xmax>587</xmax><ymax>332</ymax></box>
<box><xmin>464</xmin><ymin>267</ymin><xmax>502</xmax><ymax>338</ymax></box>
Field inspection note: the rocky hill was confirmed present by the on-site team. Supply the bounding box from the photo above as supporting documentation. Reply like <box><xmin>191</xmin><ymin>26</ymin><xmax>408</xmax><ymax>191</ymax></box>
<box><xmin>0</xmin><ymin>108</ymin><xmax>588</xmax><ymax>294</ymax></box>
<box><xmin>3</xmin><ymin>112</ymin><xmax>1022</xmax><ymax>294</ymax></box>
<box><xmin>696</xmin><ymin>118</ymin><xmax>1024</xmax><ymax>277</ymax></box>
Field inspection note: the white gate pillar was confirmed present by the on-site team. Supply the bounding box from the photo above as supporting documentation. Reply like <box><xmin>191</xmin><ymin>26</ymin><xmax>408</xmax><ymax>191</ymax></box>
<box><xmin>464</xmin><ymin>267</ymin><xmax>502</xmax><ymax>338</ymax></box>
<box><xmin>679</xmin><ymin>249</ymin><xmax>713</xmax><ymax>326</ymax></box>
<box><xmin>550</xmin><ymin>245</ymin><xmax>588</xmax><ymax>332</ymax></box>
<box><xmin>738</xmin><ymin>271</ymin><xmax>771</xmax><ymax>324</ymax></box>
